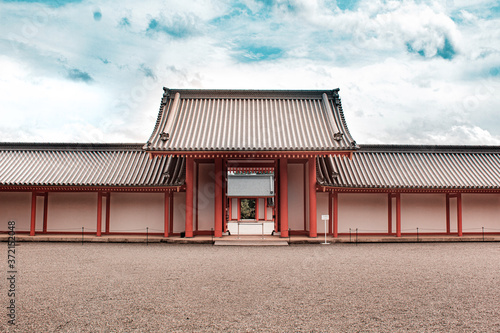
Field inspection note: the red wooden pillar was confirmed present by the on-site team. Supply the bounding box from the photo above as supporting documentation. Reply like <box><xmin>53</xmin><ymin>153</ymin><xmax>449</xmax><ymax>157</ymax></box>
<box><xmin>264</xmin><ymin>197</ymin><xmax>268</xmax><ymax>221</ymax></box>
<box><xmin>222</xmin><ymin>159</ymin><xmax>228</xmax><ymax>233</ymax></box>
<box><xmin>214</xmin><ymin>158</ymin><xmax>223</xmax><ymax>237</ymax></box>
<box><xmin>164</xmin><ymin>192</ymin><xmax>170</xmax><ymax>237</ymax></box>
<box><xmin>30</xmin><ymin>192</ymin><xmax>36</xmax><ymax>236</ymax></box>
<box><xmin>185</xmin><ymin>157</ymin><xmax>194</xmax><ymax>238</ymax></box>
<box><xmin>308</xmin><ymin>157</ymin><xmax>317</xmax><ymax>238</ymax></box>
<box><xmin>274</xmin><ymin>159</ymin><xmax>279</xmax><ymax>233</ymax></box>
<box><xmin>445</xmin><ymin>193</ymin><xmax>450</xmax><ymax>234</ymax></box>
<box><xmin>97</xmin><ymin>192</ymin><xmax>102</xmax><ymax>237</ymax></box>
<box><xmin>457</xmin><ymin>193</ymin><xmax>463</xmax><ymax>237</ymax></box>
<box><xmin>396</xmin><ymin>193</ymin><xmax>401</xmax><ymax>237</ymax></box>
<box><xmin>279</xmin><ymin>157</ymin><xmax>289</xmax><ymax>238</ymax></box>
<box><xmin>333</xmin><ymin>192</ymin><xmax>338</xmax><ymax>238</ymax></box>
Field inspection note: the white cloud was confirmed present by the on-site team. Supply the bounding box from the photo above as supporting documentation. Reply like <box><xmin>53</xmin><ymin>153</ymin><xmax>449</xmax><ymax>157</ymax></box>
<box><xmin>0</xmin><ymin>0</ymin><xmax>499</xmax><ymax>146</ymax></box>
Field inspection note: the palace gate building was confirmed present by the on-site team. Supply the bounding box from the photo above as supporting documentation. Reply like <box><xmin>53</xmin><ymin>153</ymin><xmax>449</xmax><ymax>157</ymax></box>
<box><xmin>1</xmin><ymin>88</ymin><xmax>500</xmax><ymax>238</ymax></box>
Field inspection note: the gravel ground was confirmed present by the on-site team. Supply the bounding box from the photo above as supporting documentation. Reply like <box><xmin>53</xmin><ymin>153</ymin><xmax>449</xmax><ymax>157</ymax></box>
<box><xmin>1</xmin><ymin>242</ymin><xmax>500</xmax><ymax>332</ymax></box>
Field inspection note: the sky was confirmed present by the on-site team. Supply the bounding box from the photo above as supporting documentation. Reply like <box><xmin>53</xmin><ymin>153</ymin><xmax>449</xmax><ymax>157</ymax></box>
<box><xmin>1</xmin><ymin>0</ymin><xmax>500</xmax><ymax>145</ymax></box>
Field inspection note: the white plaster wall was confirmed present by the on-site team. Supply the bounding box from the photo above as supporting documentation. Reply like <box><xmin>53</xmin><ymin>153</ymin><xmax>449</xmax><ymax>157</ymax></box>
<box><xmin>401</xmin><ymin>194</ymin><xmax>446</xmax><ymax>233</ymax></box>
<box><xmin>197</xmin><ymin>163</ymin><xmax>215</xmax><ymax>231</ymax></box>
<box><xmin>316</xmin><ymin>192</ymin><xmax>329</xmax><ymax>234</ymax></box>
<box><xmin>173</xmin><ymin>192</ymin><xmax>186</xmax><ymax>233</ymax></box>
<box><xmin>288</xmin><ymin>163</ymin><xmax>305</xmax><ymax>230</ymax></box>
<box><xmin>109</xmin><ymin>193</ymin><xmax>163</xmax><ymax>233</ymax></box>
<box><xmin>338</xmin><ymin>193</ymin><xmax>388</xmax><ymax>233</ymax></box>
<box><xmin>449</xmin><ymin>197</ymin><xmax>457</xmax><ymax>233</ymax></box>
<box><xmin>267</xmin><ymin>206</ymin><xmax>273</xmax><ymax>221</ymax></box>
<box><xmin>0</xmin><ymin>192</ymin><xmax>31</xmax><ymax>232</ymax></box>
<box><xmin>258</xmin><ymin>198</ymin><xmax>265</xmax><ymax>220</ymax></box>
<box><xmin>462</xmin><ymin>194</ymin><xmax>500</xmax><ymax>232</ymax></box>
<box><xmin>391</xmin><ymin>196</ymin><xmax>396</xmax><ymax>234</ymax></box>
<box><xmin>35</xmin><ymin>195</ymin><xmax>44</xmax><ymax>231</ymax></box>
<box><xmin>227</xmin><ymin>221</ymin><xmax>274</xmax><ymax>235</ymax></box>
<box><xmin>47</xmin><ymin>193</ymin><xmax>97</xmax><ymax>232</ymax></box>
<box><xmin>101</xmin><ymin>195</ymin><xmax>107</xmax><ymax>233</ymax></box>
<box><xmin>230</xmin><ymin>198</ymin><xmax>238</xmax><ymax>220</ymax></box>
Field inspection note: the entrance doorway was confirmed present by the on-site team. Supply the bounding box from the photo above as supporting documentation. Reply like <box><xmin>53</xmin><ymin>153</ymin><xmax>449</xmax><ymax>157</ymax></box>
<box><xmin>226</xmin><ymin>168</ymin><xmax>275</xmax><ymax>235</ymax></box>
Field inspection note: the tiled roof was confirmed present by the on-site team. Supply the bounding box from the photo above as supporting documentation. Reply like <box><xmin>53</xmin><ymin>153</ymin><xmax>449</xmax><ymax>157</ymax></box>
<box><xmin>318</xmin><ymin>145</ymin><xmax>500</xmax><ymax>189</ymax></box>
<box><xmin>0</xmin><ymin>143</ymin><xmax>184</xmax><ymax>187</ymax></box>
<box><xmin>145</xmin><ymin>88</ymin><xmax>358</xmax><ymax>152</ymax></box>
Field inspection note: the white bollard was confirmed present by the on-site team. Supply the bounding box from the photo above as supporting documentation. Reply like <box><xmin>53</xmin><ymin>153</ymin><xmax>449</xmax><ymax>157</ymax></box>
<box><xmin>321</xmin><ymin>215</ymin><xmax>330</xmax><ymax>245</ymax></box>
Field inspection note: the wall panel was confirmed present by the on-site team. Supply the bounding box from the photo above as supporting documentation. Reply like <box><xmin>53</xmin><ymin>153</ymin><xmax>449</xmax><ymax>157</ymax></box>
<box><xmin>173</xmin><ymin>192</ymin><xmax>186</xmax><ymax>233</ymax></box>
<box><xmin>288</xmin><ymin>163</ymin><xmax>305</xmax><ymax>230</ymax></box>
<box><xmin>0</xmin><ymin>192</ymin><xmax>31</xmax><ymax>232</ymax></box>
<box><xmin>197</xmin><ymin>163</ymin><xmax>215</xmax><ymax>231</ymax></box>
<box><xmin>47</xmin><ymin>192</ymin><xmax>97</xmax><ymax>232</ymax></box>
<box><xmin>316</xmin><ymin>192</ymin><xmax>329</xmax><ymax>234</ymax></box>
<box><xmin>401</xmin><ymin>194</ymin><xmax>446</xmax><ymax>233</ymax></box>
<box><xmin>462</xmin><ymin>194</ymin><xmax>500</xmax><ymax>232</ymax></box>
<box><xmin>109</xmin><ymin>193</ymin><xmax>163</xmax><ymax>233</ymax></box>
<box><xmin>338</xmin><ymin>193</ymin><xmax>388</xmax><ymax>233</ymax></box>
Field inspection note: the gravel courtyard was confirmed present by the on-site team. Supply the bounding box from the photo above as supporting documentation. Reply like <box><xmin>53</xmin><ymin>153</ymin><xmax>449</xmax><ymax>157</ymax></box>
<box><xmin>1</xmin><ymin>242</ymin><xmax>499</xmax><ymax>332</ymax></box>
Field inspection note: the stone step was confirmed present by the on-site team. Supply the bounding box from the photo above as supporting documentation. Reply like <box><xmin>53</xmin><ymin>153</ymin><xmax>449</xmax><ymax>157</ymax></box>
<box><xmin>214</xmin><ymin>240</ymin><xmax>289</xmax><ymax>246</ymax></box>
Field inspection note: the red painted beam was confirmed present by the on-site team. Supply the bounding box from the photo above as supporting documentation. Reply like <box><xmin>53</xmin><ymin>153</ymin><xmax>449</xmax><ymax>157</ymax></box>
<box><xmin>309</xmin><ymin>158</ymin><xmax>317</xmax><ymax>238</ymax></box>
<box><xmin>97</xmin><ymin>192</ymin><xmax>102</xmax><ymax>237</ymax></box>
<box><xmin>30</xmin><ymin>192</ymin><xmax>36</xmax><ymax>236</ymax></box>
<box><xmin>214</xmin><ymin>158</ymin><xmax>223</xmax><ymax>237</ymax></box>
<box><xmin>457</xmin><ymin>193</ymin><xmax>463</xmax><ymax>237</ymax></box>
<box><xmin>185</xmin><ymin>157</ymin><xmax>194</xmax><ymax>238</ymax></box>
<box><xmin>279</xmin><ymin>157</ymin><xmax>289</xmax><ymax>238</ymax></box>
<box><xmin>396</xmin><ymin>193</ymin><xmax>401</xmax><ymax>237</ymax></box>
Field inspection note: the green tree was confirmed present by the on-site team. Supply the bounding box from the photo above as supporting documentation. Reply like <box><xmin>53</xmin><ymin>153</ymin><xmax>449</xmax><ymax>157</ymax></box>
<box><xmin>240</xmin><ymin>199</ymin><xmax>256</xmax><ymax>219</ymax></box>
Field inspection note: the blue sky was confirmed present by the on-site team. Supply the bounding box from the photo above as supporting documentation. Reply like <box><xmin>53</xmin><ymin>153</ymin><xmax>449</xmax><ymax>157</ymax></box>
<box><xmin>1</xmin><ymin>0</ymin><xmax>500</xmax><ymax>144</ymax></box>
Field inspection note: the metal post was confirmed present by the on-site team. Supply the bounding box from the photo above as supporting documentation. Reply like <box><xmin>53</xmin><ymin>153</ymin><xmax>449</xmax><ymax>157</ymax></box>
<box><xmin>82</xmin><ymin>227</ymin><xmax>84</xmax><ymax>245</ymax></box>
<box><xmin>237</xmin><ymin>222</ymin><xmax>240</xmax><ymax>240</ymax></box>
<box><xmin>482</xmin><ymin>227</ymin><xmax>484</xmax><ymax>242</ymax></box>
<box><xmin>146</xmin><ymin>227</ymin><xmax>149</xmax><ymax>246</ymax></box>
<box><xmin>211</xmin><ymin>228</ymin><xmax>214</xmax><ymax>245</ymax></box>
<box><xmin>262</xmin><ymin>222</ymin><xmax>264</xmax><ymax>240</ymax></box>
<box><xmin>349</xmin><ymin>228</ymin><xmax>351</xmax><ymax>243</ymax></box>
<box><xmin>417</xmin><ymin>228</ymin><xmax>419</xmax><ymax>242</ymax></box>
<box><xmin>288</xmin><ymin>228</ymin><xmax>291</xmax><ymax>244</ymax></box>
<box><xmin>355</xmin><ymin>228</ymin><xmax>358</xmax><ymax>246</ymax></box>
